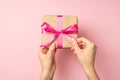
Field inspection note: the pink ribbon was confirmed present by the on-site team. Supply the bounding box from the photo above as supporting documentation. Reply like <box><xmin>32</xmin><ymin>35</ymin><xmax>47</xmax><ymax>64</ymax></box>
<box><xmin>40</xmin><ymin>15</ymin><xmax>78</xmax><ymax>48</ymax></box>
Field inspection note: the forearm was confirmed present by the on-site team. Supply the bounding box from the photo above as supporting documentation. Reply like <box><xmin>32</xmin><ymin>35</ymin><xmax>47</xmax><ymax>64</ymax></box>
<box><xmin>83</xmin><ymin>65</ymin><xmax>99</xmax><ymax>80</ymax></box>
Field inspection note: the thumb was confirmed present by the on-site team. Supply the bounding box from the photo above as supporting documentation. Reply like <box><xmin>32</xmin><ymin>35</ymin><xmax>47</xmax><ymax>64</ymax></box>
<box><xmin>48</xmin><ymin>43</ymin><xmax>56</xmax><ymax>56</ymax></box>
<box><xmin>72</xmin><ymin>38</ymin><xmax>81</xmax><ymax>54</ymax></box>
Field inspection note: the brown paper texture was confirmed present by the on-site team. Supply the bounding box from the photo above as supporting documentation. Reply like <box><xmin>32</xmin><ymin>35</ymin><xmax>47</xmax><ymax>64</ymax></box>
<box><xmin>41</xmin><ymin>15</ymin><xmax>78</xmax><ymax>48</ymax></box>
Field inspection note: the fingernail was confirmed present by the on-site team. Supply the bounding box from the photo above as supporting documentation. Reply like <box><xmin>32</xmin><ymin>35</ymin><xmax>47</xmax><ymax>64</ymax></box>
<box><xmin>72</xmin><ymin>38</ymin><xmax>76</xmax><ymax>42</ymax></box>
<box><xmin>72</xmin><ymin>38</ymin><xmax>74</xmax><ymax>41</ymax></box>
<box><xmin>40</xmin><ymin>45</ymin><xmax>46</xmax><ymax>49</ymax></box>
<box><xmin>51</xmin><ymin>43</ymin><xmax>56</xmax><ymax>48</ymax></box>
<box><xmin>52</xmin><ymin>43</ymin><xmax>55</xmax><ymax>46</ymax></box>
<box><xmin>40</xmin><ymin>45</ymin><xmax>44</xmax><ymax>47</ymax></box>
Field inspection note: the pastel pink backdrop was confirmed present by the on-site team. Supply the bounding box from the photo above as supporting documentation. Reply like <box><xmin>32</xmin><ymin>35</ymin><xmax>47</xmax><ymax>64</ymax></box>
<box><xmin>0</xmin><ymin>0</ymin><xmax>120</xmax><ymax>80</ymax></box>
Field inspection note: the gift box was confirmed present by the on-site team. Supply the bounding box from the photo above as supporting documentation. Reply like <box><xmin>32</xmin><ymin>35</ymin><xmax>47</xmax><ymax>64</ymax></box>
<box><xmin>40</xmin><ymin>15</ymin><xmax>78</xmax><ymax>49</ymax></box>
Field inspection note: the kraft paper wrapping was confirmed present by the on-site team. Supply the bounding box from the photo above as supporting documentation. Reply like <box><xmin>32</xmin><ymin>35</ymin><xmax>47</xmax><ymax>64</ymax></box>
<box><xmin>41</xmin><ymin>15</ymin><xmax>78</xmax><ymax>48</ymax></box>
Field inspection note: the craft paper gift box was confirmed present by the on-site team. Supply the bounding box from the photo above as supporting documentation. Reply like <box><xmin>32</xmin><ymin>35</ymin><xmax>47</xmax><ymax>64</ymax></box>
<box><xmin>40</xmin><ymin>15</ymin><xmax>78</xmax><ymax>49</ymax></box>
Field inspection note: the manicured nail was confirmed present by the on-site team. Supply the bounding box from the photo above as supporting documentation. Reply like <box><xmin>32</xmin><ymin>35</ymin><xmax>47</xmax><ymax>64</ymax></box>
<box><xmin>40</xmin><ymin>45</ymin><xmax>46</xmax><ymax>49</ymax></box>
<box><xmin>40</xmin><ymin>45</ymin><xmax>43</xmax><ymax>47</ymax></box>
<box><xmin>72</xmin><ymin>38</ymin><xmax>75</xmax><ymax>41</ymax></box>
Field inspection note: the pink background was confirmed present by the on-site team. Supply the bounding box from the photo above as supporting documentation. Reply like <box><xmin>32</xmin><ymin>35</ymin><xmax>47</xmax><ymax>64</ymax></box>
<box><xmin>0</xmin><ymin>0</ymin><xmax>120</xmax><ymax>80</ymax></box>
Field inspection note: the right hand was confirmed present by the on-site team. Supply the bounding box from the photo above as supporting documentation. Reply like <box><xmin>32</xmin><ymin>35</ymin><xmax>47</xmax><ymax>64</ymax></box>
<box><xmin>71</xmin><ymin>37</ymin><xmax>97</xmax><ymax>68</ymax></box>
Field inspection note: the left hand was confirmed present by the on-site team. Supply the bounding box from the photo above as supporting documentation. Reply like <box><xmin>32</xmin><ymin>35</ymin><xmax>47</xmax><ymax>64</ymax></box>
<box><xmin>38</xmin><ymin>43</ymin><xmax>57</xmax><ymax>80</ymax></box>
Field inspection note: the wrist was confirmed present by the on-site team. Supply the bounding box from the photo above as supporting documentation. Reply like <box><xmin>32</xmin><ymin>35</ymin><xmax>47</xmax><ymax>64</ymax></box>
<box><xmin>82</xmin><ymin>65</ymin><xmax>99</xmax><ymax>80</ymax></box>
<box><xmin>82</xmin><ymin>64</ymin><xmax>94</xmax><ymax>74</ymax></box>
<box><xmin>40</xmin><ymin>71</ymin><xmax>54</xmax><ymax>80</ymax></box>
<box><xmin>82</xmin><ymin>63</ymin><xmax>94</xmax><ymax>71</ymax></box>
<box><xmin>40</xmin><ymin>68</ymin><xmax>55</xmax><ymax>80</ymax></box>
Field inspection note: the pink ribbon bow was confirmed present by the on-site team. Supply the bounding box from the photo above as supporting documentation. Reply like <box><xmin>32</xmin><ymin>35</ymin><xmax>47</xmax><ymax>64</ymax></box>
<box><xmin>40</xmin><ymin>15</ymin><xmax>78</xmax><ymax>48</ymax></box>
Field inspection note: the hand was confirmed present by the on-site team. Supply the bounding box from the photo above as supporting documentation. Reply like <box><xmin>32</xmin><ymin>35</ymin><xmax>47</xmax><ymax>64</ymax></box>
<box><xmin>71</xmin><ymin>37</ymin><xmax>99</xmax><ymax>80</ymax></box>
<box><xmin>38</xmin><ymin>43</ymin><xmax>56</xmax><ymax>80</ymax></box>
<box><xmin>71</xmin><ymin>37</ymin><xmax>97</xmax><ymax>68</ymax></box>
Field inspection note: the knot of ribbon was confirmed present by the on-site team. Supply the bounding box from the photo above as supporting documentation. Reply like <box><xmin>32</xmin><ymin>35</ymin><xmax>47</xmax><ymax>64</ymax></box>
<box><xmin>40</xmin><ymin>16</ymin><xmax>78</xmax><ymax>48</ymax></box>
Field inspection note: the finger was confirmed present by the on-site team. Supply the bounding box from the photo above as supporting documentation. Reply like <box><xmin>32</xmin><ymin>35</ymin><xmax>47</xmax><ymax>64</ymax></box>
<box><xmin>78</xmin><ymin>41</ymin><xmax>86</xmax><ymax>44</ymax></box>
<box><xmin>77</xmin><ymin>37</ymin><xmax>92</xmax><ymax>44</ymax></box>
<box><xmin>77</xmin><ymin>39</ymin><xmax>83</xmax><ymax>43</ymax></box>
<box><xmin>71</xmin><ymin>38</ymin><xmax>81</xmax><ymax>54</ymax></box>
<box><xmin>70</xmin><ymin>47</ymin><xmax>74</xmax><ymax>51</ymax></box>
<box><xmin>38</xmin><ymin>47</ymin><xmax>48</xmax><ymax>54</ymax></box>
<box><xmin>78</xmin><ymin>42</ymin><xmax>86</xmax><ymax>49</ymax></box>
<box><xmin>73</xmin><ymin>51</ymin><xmax>76</xmax><ymax>54</ymax></box>
<box><xmin>80</xmin><ymin>45</ymin><xmax>86</xmax><ymax>49</ymax></box>
<box><xmin>48</xmin><ymin>43</ymin><xmax>56</xmax><ymax>56</ymax></box>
